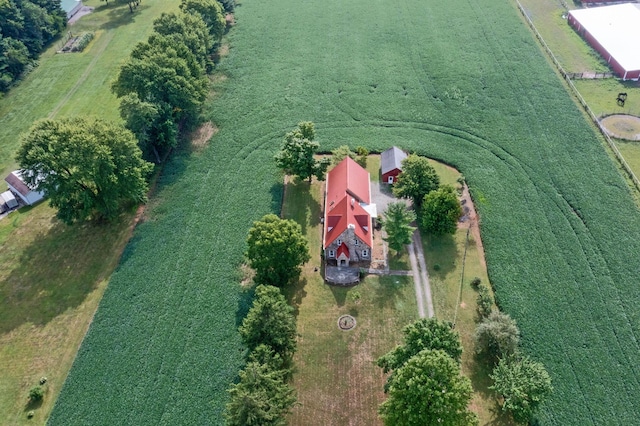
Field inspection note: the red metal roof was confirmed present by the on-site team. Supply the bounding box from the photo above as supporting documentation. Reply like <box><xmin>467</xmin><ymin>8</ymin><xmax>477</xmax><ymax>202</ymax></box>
<box><xmin>323</xmin><ymin>157</ymin><xmax>373</xmax><ymax>249</ymax></box>
<box><xmin>336</xmin><ymin>243</ymin><xmax>350</xmax><ymax>259</ymax></box>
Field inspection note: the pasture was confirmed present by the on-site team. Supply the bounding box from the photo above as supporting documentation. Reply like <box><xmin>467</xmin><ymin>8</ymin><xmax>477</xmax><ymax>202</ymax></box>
<box><xmin>51</xmin><ymin>0</ymin><xmax>640</xmax><ymax>424</ymax></box>
<box><xmin>0</xmin><ymin>0</ymin><xmax>179</xmax><ymax>424</ymax></box>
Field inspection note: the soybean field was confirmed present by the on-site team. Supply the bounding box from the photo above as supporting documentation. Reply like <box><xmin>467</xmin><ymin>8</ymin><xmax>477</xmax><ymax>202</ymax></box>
<box><xmin>50</xmin><ymin>0</ymin><xmax>640</xmax><ymax>424</ymax></box>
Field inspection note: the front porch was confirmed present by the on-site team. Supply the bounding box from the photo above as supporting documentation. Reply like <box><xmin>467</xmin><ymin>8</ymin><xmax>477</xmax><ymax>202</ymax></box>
<box><xmin>324</xmin><ymin>265</ymin><xmax>360</xmax><ymax>285</ymax></box>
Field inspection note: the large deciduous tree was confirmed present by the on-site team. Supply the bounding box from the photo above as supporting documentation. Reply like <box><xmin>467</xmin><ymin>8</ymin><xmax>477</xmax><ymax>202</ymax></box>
<box><xmin>419</xmin><ymin>184</ymin><xmax>462</xmax><ymax>235</ymax></box>
<box><xmin>179</xmin><ymin>0</ymin><xmax>226</xmax><ymax>42</ymax></box>
<box><xmin>246</xmin><ymin>214</ymin><xmax>310</xmax><ymax>286</ymax></box>
<box><xmin>379</xmin><ymin>349</ymin><xmax>478</xmax><ymax>426</ymax></box>
<box><xmin>474</xmin><ymin>310</ymin><xmax>520</xmax><ymax>364</ymax></box>
<box><xmin>378</xmin><ymin>318</ymin><xmax>463</xmax><ymax>376</ymax></box>
<box><xmin>490</xmin><ymin>355</ymin><xmax>553</xmax><ymax>424</ymax></box>
<box><xmin>239</xmin><ymin>285</ymin><xmax>297</xmax><ymax>364</ymax></box>
<box><xmin>392</xmin><ymin>154</ymin><xmax>440</xmax><ymax>208</ymax></box>
<box><xmin>16</xmin><ymin>117</ymin><xmax>152</xmax><ymax>224</ymax></box>
<box><xmin>274</xmin><ymin>122</ymin><xmax>330</xmax><ymax>183</ymax></box>
<box><xmin>381</xmin><ymin>202</ymin><xmax>416</xmax><ymax>255</ymax></box>
<box><xmin>225</xmin><ymin>361</ymin><xmax>296</xmax><ymax>426</ymax></box>
<box><xmin>112</xmin><ymin>34</ymin><xmax>209</xmax><ymax>122</ymax></box>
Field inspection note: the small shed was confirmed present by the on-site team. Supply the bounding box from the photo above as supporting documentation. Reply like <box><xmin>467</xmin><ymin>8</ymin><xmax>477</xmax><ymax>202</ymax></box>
<box><xmin>60</xmin><ymin>0</ymin><xmax>83</xmax><ymax>20</ymax></box>
<box><xmin>0</xmin><ymin>191</ymin><xmax>18</xmax><ymax>212</ymax></box>
<box><xmin>381</xmin><ymin>146</ymin><xmax>407</xmax><ymax>184</ymax></box>
<box><xmin>5</xmin><ymin>170</ymin><xmax>45</xmax><ymax>206</ymax></box>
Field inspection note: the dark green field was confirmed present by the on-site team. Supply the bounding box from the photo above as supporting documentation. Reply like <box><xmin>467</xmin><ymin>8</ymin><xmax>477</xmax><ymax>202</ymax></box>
<box><xmin>50</xmin><ymin>0</ymin><xmax>640</xmax><ymax>424</ymax></box>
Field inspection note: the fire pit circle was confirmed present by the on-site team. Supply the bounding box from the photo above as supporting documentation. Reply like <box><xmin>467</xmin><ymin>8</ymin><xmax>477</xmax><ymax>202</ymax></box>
<box><xmin>337</xmin><ymin>315</ymin><xmax>356</xmax><ymax>331</ymax></box>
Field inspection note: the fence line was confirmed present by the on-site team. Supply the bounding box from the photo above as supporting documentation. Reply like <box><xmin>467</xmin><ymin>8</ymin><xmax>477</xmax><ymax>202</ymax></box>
<box><xmin>515</xmin><ymin>0</ymin><xmax>640</xmax><ymax>193</ymax></box>
<box><xmin>452</xmin><ymin>227</ymin><xmax>471</xmax><ymax>328</ymax></box>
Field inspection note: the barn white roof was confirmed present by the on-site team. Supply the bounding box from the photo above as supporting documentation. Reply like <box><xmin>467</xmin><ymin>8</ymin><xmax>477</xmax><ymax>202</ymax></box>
<box><xmin>569</xmin><ymin>3</ymin><xmax>640</xmax><ymax>72</ymax></box>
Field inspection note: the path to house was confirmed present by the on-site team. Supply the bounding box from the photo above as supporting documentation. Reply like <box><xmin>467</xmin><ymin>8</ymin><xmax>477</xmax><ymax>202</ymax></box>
<box><xmin>408</xmin><ymin>230</ymin><xmax>434</xmax><ymax>318</ymax></box>
<box><xmin>371</xmin><ymin>179</ymin><xmax>434</xmax><ymax>318</ymax></box>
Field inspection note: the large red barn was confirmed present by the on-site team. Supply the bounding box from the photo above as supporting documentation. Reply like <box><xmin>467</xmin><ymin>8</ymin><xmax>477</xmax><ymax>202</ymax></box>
<box><xmin>568</xmin><ymin>4</ymin><xmax>640</xmax><ymax>81</ymax></box>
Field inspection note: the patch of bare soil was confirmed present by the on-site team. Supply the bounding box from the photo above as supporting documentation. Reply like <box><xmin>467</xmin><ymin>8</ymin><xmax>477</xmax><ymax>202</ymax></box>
<box><xmin>458</xmin><ymin>184</ymin><xmax>486</xmax><ymax>270</ymax></box>
<box><xmin>370</xmin><ymin>226</ymin><xmax>386</xmax><ymax>270</ymax></box>
<box><xmin>239</xmin><ymin>263</ymin><xmax>255</xmax><ymax>288</ymax></box>
<box><xmin>225</xmin><ymin>13</ymin><xmax>235</xmax><ymax>26</ymax></box>
<box><xmin>600</xmin><ymin>114</ymin><xmax>640</xmax><ymax>141</ymax></box>
<box><xmin>189</xmin><ymin>122</ymin><xmax>217</xmax><ymax>152</ymax></box>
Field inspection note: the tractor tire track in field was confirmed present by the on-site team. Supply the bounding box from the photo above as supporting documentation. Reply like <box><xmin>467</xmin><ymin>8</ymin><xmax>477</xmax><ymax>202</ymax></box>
<box><xmin>48</xmin><ymin>30</ymin><xmax>115</xmax><ymax>119</ymax></box>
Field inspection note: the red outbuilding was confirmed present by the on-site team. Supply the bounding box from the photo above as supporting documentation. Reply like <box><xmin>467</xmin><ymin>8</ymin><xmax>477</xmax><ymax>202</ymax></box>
<box><xmin>568</xmin><ymin>4</ymin><xmax>640</xmax><ymax>81</ymax></box>
<box><xmin>381</xmin><ymin>146</ymin><xmax>408</xmax><ymax>184</ymax></box>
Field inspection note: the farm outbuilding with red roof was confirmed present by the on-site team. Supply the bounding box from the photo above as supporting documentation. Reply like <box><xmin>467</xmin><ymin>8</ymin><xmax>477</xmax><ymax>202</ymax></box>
<box><xmin>381</xmin><ymin>146</ymin><xmax>407</xmax><ymax>184</ymax></box>
<box><xmin>323</xmin><ymin>157</ymin><xmax>377</xmax><ymax>269</ymax></box>
<box><xmin>568</xmin><ymin>3</ymin><xmax>640</xmax><ymax>81</ymax></box>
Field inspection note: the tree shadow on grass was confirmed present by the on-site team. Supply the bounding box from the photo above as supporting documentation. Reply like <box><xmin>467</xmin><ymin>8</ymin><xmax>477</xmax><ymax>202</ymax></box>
<box><xmin>470</xmin><ymin>352</ymin><xmax>517</xmax><ymax>425</ymax></box>
<box><xmin>270</xmin><ymin>181</ymin><xmax>284</xmax><ymax>216</ymax></box>
<box><xmin>281</xmin><ymin>178</ymin><xmax>321</xmax><ymax>236</ymax></box>
<box><xmin>23</xmin><ymin>395</ymin><xmax>44</xmax><ymax>413</ymax></box>
<box><xmin>0</xmin><ymin>216</ymin><xmax>130</xmax><ymax>334</ymax></box>
<box><xmin>100</xmin><ymin>3</ymin><xmax>149</xmax><ymax>30</ymax></box>
<box><xmin>281</xmin><ymin>276</ymin><xmax>308</xmax><ymax>318</ymax></box>
<box><xmin>372</xmin><ymin>275</ymin><xmax>411</xmax><ymax>310</ymax></box>
<box><xmin>422</xmin><ymin>232</ymin><xmax>458</xmax><ymax>280</ymax></box>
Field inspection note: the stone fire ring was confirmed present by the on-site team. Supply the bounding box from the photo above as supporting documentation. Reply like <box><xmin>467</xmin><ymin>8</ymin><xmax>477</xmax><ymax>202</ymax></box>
<box><xmin>338</xmin><ymin>315</ymin><xmax>356</xmax><ymax>331</ymax></box>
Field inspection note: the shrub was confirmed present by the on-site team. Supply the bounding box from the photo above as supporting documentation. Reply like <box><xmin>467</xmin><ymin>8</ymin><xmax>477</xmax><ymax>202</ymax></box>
<box><xmin>470</xmin><ymin>277</ymin><xmax>482</xmax><ymax>289</ymax></box>
<box><xmin>29</xmin><ymin>386</ymin><xmax>44</xmax><ymax>402</ymax></box>
<box><xmin>475</xmin><ymin>311</ymin><xmax>520</xmax><ymax>363</ymax></box>
<box><xmin>477</xmin><ymin>283</ymin><xmax>493</xmax><ymax>318</ymax></box>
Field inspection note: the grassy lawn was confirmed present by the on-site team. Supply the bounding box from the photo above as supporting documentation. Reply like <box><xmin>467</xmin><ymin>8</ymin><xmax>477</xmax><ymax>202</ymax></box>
<box><xmin>0</xmin><ymin>203</ymin><xmax>136</xmax><ymax>425</ymax></box>
<box><xmin>281</xmin><ymin>176</ymin><xmax>418</xmax><ymax>425</ymax></box>
<box><xmin>517</xmin><ymin>0</ymin><xmax>608</xmax><ymax>73</ymax></box>
<box><xmin>0</xmin><ymin>1</ymin><xmax>179</xmax><ymax>423</ymax></box>
<box><xmin>0</xmin><ymin>0</ymin><xmax>179</xmax><ymax>178</ymax></box>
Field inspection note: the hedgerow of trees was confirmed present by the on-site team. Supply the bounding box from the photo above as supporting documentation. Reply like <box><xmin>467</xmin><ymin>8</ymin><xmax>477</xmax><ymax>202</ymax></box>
<box><xmin>226</xmin><ymin>285</ymin><xmax>298</xmax><ymax>425</ymax></box>
<box><xmin>113</xmin><ymin>3</ymin><xmax>222</xmax><ymax>163</ymax></box>
<box><xmin>0</xmin><ymin>0</ymin><xmax>66</xmax><ymax>93</ymax></box>
<box><xmin>246</xmin><ymin>214</ymin><xmax>310</xmax><ymax>287</ymax></box>
<box><xmin>15</xmin><ymin>0</ymin><xmax>230</xmax><ymax>224</ymax></box>
<box><xmin>470</xmin><ymin>278</ymin><xmax>552</xmax><ymax>423</ymax></box>
<box><xmin>377</xmin><ymin>318</ymin><xmax>477</xmax><ymax>425</ymax></box>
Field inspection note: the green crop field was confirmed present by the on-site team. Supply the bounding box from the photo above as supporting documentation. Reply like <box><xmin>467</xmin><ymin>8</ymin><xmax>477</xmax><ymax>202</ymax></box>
<box><xmin>0</xmin><ymin>1</ymin><xmax>179</xmax><ymax>424</ymax></box>
<box><xmin>50</xmin><ymin>0</ymin><xmax>640</xmax><ymax>424</ymax></box>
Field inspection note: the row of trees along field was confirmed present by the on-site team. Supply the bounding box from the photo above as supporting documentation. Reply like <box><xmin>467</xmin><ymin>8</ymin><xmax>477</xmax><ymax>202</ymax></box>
<box><xmin>377</xmin><ymin>318</ymin><xmax>478</xmax><ymax>425</ymax></box>
<box><xmin>0</xmin><ymin>0</ymin><xmax>66</xmax><ymax>93</ymax></box>
<box><xmin>225</xmin><ymin>214</ymin><xmax>311</xmax><ymax>424</ymax></box>
<box><xmin>16</xmin><ymin>0</ymin><xmax>234</xmax><ymax>224</ymax></box>
<box><xmin>472</xmin><ymin>278</ymin><xmax>553</xmax><ymax>424</ymax></box>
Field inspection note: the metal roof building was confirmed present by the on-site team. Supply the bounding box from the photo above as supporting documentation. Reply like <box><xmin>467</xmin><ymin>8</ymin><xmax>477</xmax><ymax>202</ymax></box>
<box><xmin>381</xmin><ymin>146</ymin><xmax>407</xmax><ymax>184</ymax></box>
<box><xmin>568</xmin><ymin>3</ymin><xmax>640</xmax><ymax>81</ymax></box>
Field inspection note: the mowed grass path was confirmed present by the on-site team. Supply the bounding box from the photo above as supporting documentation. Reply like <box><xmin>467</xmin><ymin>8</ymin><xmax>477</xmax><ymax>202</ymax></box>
<box><xmin>52</xmin><ymin>0</ymin><xmax>640</xmax><ymax>424</ymax></box>
<box><xmin>0</xmin><ymin>0</ymin><xmax>176</xmax><ymax>176</ymax></box>
<box><xmin>0</xmin><ymin>1</ymin><xmax>178</xmax><ymax>424</ymax></box>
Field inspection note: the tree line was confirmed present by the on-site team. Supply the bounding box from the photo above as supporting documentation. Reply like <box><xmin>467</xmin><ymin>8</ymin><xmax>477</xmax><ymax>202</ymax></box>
<box><xmin>0</xmin><ymin>0</ymin><xmax>66</xmax><ymax>93</ymax></box>
<box><xmin>16</xmin><ymin>0</ymin><xmax>234</xmax><ymax>224</ymax></box>
<box><xmin>224</xmin><ymin>213</ymin><xmax>311</xmax><ymax>424</ymax></box>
